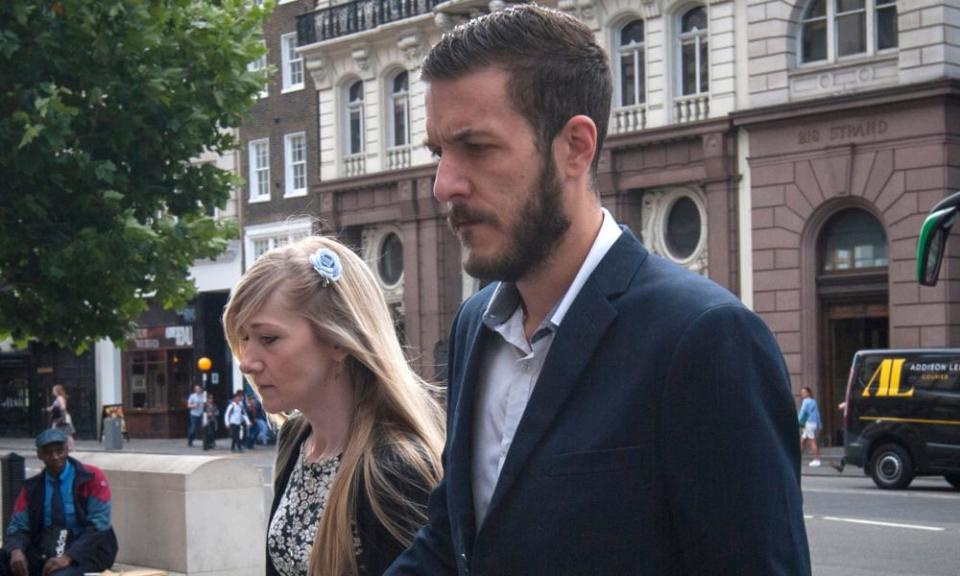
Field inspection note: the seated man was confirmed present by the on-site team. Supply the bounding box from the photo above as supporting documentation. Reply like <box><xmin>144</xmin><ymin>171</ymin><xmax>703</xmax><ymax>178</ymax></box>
<box><xmin>1</xmin><ymin>429</ymin><xmax>118</xmax><ymax>576</ymax></box>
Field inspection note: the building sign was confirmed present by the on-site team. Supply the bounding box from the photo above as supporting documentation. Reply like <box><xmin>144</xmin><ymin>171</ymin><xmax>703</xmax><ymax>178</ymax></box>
<box><xmin>797</xmin><ymin>118</ymin><xmax>888</xmax><ymax>146</ymax></box>
<box><xmin>862</xmin><ymin>358</ymin><xmax>960</xmax><ymax>398</ymax></box>
<box><xmin>130</xmin><ymin>326</ymin><xmax>194</xmax><ymax>350</ymax></box>
<box><xmin>797</xmin><ymin>119</ymin><xmax>890</xmax><ymax>144</ymax></box>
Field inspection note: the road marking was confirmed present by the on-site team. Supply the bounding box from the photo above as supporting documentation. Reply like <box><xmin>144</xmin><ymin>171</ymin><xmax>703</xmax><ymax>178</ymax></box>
<box><xmin>820</xmin><ymin>516</ymin><xmax>944</xmax><ymax>532</ymax></box>
<box><xmin>804</xmin><ymin>486</ymin><xmax>960</xmax><ymax>500</ymax></box>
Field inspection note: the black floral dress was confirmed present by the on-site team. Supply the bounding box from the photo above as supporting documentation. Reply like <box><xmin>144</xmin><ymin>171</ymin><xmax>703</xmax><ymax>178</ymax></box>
<box><xmin>266</xmin><ymin>416</ymin><xmax>433</xmax><ymax>576</ymax></box>
<box><xmin>267</xmin><ymin>444</ymin><xmax>362</xmax><ymax>576</ymax></box>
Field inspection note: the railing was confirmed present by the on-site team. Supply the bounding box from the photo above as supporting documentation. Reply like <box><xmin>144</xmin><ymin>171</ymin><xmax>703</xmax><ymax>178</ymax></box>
<box><xmin>343</xmin><ymin>153</ymin><xmax>366</xmax><ymax>177</ymax></box>
<box><xmin>611</xmin><ymin>104</ymin><xmax>646</xmax><ymax>134</ymax></box>
<box><xmin>298</xmin><ymin>0</ymin><xmax>442</xmax><ymax>46</ymax></box>
<box><xmin>386</xmin><ymin>144</ymin><xmax>413</xmax><ymax>170</ymax></box>
<box><xmin>673</xmin><ymin>94</ymin><xmax>709</xmax><ymax>123</ymax></box>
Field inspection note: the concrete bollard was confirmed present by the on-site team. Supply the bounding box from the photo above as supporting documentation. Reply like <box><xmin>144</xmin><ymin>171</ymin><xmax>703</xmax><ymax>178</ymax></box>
<box><xmin>74</xmin><ymin>452</ymin><xmax>265</xmax><ymax>576</ymax></box>
<box><xmin>103</xmin><ymin>418</ymin><xmax>124</xmax><ymax>451</ymax></box>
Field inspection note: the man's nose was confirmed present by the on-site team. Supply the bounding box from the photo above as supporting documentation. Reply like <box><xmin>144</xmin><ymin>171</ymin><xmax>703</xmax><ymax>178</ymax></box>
<box><xmin>433</xmin><ymin>155</ymin><xmax>469</xmax><ymax>204</ymax></box>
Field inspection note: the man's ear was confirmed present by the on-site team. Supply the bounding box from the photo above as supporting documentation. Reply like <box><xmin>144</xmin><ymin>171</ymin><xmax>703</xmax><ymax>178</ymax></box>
<box><xmin>557</xmin><ymin>115</ymin><xmax>597</xmax><ymax>179</ymax></box>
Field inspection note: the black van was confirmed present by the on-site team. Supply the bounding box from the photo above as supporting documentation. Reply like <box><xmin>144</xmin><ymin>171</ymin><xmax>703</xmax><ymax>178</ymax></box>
<box><xmin>843</xmin><ymin>349</ymin><xmax>960</xmax><ymax>490</ymax></box>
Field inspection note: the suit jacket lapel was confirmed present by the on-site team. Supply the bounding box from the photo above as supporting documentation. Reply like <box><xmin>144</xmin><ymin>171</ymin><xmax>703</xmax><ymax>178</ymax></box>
<box><xmin>447</xmin><ymin>306</ymin><xmax>490</xmax><ymax>553</ymax></box>
<box><xmin>480</xmin><ymin>230</ymin><xmax>646</xmax><ymax>529</ymax></box>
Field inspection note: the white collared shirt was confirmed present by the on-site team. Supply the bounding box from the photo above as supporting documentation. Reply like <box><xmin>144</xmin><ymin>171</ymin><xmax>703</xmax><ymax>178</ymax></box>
<box><xmin>471</xmin><ymin>208</ymin><xmax>622</xmax><ymax>529</ymax></box>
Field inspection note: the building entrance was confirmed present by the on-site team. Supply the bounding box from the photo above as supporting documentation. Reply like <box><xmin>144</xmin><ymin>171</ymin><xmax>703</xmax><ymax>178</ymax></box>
<box><xmin>823</xmin><ymin>305</ymin><xmax>888</xmax><ymax>446</ymax></box>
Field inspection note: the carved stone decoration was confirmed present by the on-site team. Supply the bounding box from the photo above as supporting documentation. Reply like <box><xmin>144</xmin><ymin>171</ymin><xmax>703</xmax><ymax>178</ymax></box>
<box><xmin>577</xmin><ymin>0</ymin><xmax>595</xmax><ymax>20</ymax></box>
<box><xmin>304</xmin><ymin>55</ymin><xmax>330</xmax><ymax>91</ymax></box>
<box><xmin>639</xmin><ymin>188</ymin><xmax>709</xmax><ymax>276</ymax></box>
<box><xmin>638</xmin><ymin>0</ymin><xmax>661</xmax><ymax>18</ymax></box>
<box><xmin>557</xmin><ymin>0</ymin><xmax>595</xmax><ymax>22</ymax></box>
<box><xmin>434</xmin><ymin>12</ymin><xmax>468</xmax><ymax>30</ymax></box>
<box><xmin>397</xmin><ymin>32</ymin><xmax>422</xmax><ymax>66</ymax></box>
<box><xmin>351</xmin><ymin>44</ymin><xmax>370</xmax><ymax>71</ymax></box>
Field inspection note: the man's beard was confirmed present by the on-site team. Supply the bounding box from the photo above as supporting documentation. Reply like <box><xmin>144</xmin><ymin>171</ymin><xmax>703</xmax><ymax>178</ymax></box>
<box><xmin>447</xmin><ymin>154</ymin><xmax>570</xmax><ymax>282</ymax></box>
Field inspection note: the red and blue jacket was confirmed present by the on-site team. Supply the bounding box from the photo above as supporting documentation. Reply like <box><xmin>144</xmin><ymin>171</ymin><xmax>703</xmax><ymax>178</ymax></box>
<box><xmin>3</xmin><ymin>457</ymin><xmax>118</xmax><ymax>564</ymax></box>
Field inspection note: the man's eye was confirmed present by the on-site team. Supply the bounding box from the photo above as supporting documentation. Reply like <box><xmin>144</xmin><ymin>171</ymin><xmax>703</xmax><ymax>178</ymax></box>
<box><xmin>260</xmin><ymin>336</ymin><xmax>277</xmax><ymax>345</ymax></box>
<box><xmin>464</xmin><ymin>142</ymin><xmax>489</xmax><ymax>154</ymax></box>
<box><xmin>428</xmin><ymin>147</ymin><xmax>442</xmax><ymax>160</ymax></box>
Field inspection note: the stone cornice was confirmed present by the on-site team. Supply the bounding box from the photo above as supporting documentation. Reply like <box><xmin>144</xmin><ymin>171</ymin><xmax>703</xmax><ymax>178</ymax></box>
<box><xmin>315</xmin><ymin>163</ymin><xmax>437</xmax><ymax>194</ymax></box>
<box><xmin>732</xmin><ymin>79</ymin><xmax>960</xmax><ymax>127</ymax></box>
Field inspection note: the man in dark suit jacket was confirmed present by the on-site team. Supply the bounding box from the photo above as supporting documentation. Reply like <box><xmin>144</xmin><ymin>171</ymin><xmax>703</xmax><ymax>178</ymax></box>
<box><xmin>388</xmin><ymin>5</ymin><xmax>811</xmax><ymax>575</ymax></box>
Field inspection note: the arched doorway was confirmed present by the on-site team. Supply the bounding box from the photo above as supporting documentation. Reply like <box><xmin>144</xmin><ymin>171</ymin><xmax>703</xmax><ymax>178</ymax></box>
<box><xmin>817</xmin><ymin>208</ymin><xmax>889</xmax><ymax>446</ymax></box>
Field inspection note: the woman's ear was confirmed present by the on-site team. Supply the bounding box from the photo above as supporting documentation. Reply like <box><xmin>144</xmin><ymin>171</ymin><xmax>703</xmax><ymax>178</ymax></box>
<box><xmin>330</xmin><ymin>343</ymin><xmax>350</xmax><ymax>363</ymax></box>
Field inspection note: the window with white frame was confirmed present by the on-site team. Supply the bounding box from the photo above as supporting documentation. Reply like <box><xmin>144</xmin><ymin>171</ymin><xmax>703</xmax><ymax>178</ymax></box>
<box><xmin>346</xmin><ymin>81</ymin><xmax>364</xmax><ymax>155</ymax></box>
<box><xmin>284</xmin><ymin>132</ymin><xmax>307</xmax><ymax>197</ymax></box>
<box><xmin>246</xmin><ymin>221</ymin><xmax>311</xmax><ymax>267</ymax></box>
<box><xmin>801</xmin><ymin>0</ymin><xmax>898</xmax><ymax>65</ymax></box>
<box><xmin>679</xmin><ymin>6</ymin><xmax>709</xmax><ymax>96</ymax></box>
<box><xmin>281</xmin><ymin>33</ymin><xmax>304</xmax><ymax>92</ymax></box>
<box><xmin>248</xmin><ymin>139</ymin><xmax>270</xmax><ymax>202</ymax></box>
<box><xmin>248</xmin><ymin>47</ymin><xmax>268</xmax><ymax>98</ymax></box>
<box><xmin>389</xmin><ymin>71</ymin><xmax>410</xmax><ymax>147</ymax></box>
<box><xmin>617</xmin><ymin>19</ymin><xmax>645</xmax><ymax>107</ymax></box>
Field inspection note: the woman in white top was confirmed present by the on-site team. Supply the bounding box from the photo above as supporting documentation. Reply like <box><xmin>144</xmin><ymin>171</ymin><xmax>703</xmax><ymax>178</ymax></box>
<box><xmin>46</xmin><ymin>384</ymin><xmax>75</xmax><ymax>451</ymax></box>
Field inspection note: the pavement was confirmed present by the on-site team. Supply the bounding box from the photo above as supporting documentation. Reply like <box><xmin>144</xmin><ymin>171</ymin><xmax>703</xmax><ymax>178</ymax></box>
<box><xmin>0</xmin><ymin>435</ymin><xmax>279</xmax><ymax>472</ymax></box>
<box><xmin>0</xmin><ymin>436</ymin><xmax>859</xmax><ymax>478</ymax></box>
<box><xmin>799</xmin><ymin>446</ymin><xmax>865</xmax><ymax>478</ymax></box>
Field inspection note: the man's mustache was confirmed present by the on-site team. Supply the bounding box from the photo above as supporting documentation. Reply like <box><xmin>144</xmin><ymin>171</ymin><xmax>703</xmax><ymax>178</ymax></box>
<box><xmin>446</xmin><ymin>204</ymin><xmax>499</xmax><ymax>230</ymax></box>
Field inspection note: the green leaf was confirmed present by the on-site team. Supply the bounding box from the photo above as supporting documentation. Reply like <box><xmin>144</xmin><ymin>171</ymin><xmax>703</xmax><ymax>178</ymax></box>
<box><xmin>94</xmin><ymin>161</ymin><xmax>117</xmax><ymax>184</ymax></box>
<box><xmin>19</xmin><ymin>124</ymin><xmax>44</xmax><ymax>148</ymax></box>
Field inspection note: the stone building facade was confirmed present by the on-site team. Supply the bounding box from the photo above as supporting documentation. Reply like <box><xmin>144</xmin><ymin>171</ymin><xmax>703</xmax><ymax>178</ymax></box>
<box><xmin>288</xmin><ymin>0</ymin><xmax>747</xmax><ymax>378</ymax></box>
<box><xmin>227</xmin><ymin>0</ymin><xmax>960</xmax><ymax>445</ymax></box>
<box><xmin>731</xmin><ymin>0</ymin><xmax>960</xmax><ymax>443</ymax></box>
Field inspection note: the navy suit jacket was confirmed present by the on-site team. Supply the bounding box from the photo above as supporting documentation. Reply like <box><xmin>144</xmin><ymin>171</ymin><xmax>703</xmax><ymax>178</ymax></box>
<box><xmin>387</xmin><ymin>230</ymin><xmax>811</xmax><ymax>575</ymax></box>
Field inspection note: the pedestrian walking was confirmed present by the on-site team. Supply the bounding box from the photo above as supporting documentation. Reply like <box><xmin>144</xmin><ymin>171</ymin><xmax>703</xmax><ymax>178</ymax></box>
<box><xmin>245</xmin><ymin>396</ymin><xmax>268</xmax><ymax>449</ymax></box>
<box><xmin>45</xmin><ymin>385</ymin><xmax>75</xmax><ymax>452</ymax></box>
<box><xmin>186</xmin><ymin>384</ymin><xmax>206</xmax><ymax>447</ymax></box>
<box><xmin>224</xmin><ymin>390</ymin><xmax>250</xmax><ymax>453</ymax></box>
<box><xmin>202</xmin><ymin>393</ymin><xmax>219</xmax><ymax>451</ymax></box>
<box><xmin>222</xmin><ymin>235</ymin><xmax>444</xmax><ymax>576</ymax></box>
<box><xmin>799</xmin><ymin>386</ymin><xmax>823</xmax><ymax>466</ymax></box>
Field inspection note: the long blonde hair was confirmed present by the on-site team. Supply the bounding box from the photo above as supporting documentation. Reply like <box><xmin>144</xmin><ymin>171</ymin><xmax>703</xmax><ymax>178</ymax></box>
<box><xmin>223</xmin><ymin>236</ymin><xmax>444</xmax><ymax>575</ymax></box>
<box><xmin>52</xmin><ymin>384</ymin><xmax>68</xmax><ymax>406</ymax></box>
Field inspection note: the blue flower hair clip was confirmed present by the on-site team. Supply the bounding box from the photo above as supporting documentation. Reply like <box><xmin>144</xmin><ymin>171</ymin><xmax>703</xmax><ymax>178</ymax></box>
<box><xmin>309</xmin><ymin>248</ymin><xmax>343</xmax><ymax>287</ymax></box>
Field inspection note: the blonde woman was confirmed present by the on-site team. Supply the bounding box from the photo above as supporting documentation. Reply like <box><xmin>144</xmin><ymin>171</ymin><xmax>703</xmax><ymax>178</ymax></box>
<box><xmin>45</xmin><ymin>384</ymin><xmax>76</xmax><ymax>451</ymax></box>
<box><xmin>223</xmin><ymin>236</ymin><xmax>444</xmax><ymax>576</ymax></box>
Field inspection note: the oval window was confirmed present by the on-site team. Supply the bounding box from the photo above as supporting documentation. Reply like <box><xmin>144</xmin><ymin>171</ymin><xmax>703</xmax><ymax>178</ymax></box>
<box><xmin>665</xmin><ymin>196</ymin><xmax>701</xmax><ymax>260</ymax></box>
<box><xmin>378</xmin><ymin>233</ymin><xmax>404</xmax><ymax>286</ymax></box>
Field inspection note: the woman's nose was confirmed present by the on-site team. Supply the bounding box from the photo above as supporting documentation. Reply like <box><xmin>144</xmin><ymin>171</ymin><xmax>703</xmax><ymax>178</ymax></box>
<box><xmin>239</xmin><ymin>352</ymin><xmax>263</xmax><ymax>374</ymax></box>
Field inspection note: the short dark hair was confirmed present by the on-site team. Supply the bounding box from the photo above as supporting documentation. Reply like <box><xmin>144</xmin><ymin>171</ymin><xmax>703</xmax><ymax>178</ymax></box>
<box><xmin>422</xmin><ymin>4</ymin><xmax>612</xmax><ymax>176</ymax></box>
